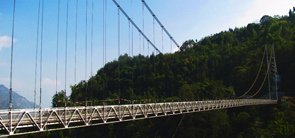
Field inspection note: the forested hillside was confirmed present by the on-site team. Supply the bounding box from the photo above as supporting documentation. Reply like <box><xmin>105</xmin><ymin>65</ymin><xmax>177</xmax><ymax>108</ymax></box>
<box><xmin>67</xmin><ymin>10</ymin><xmax>295</xmax><ymax>104</ymax></box>
<box><xmin>48</xmin><ymin>9</ymin><xmax>295</xmax><ymax>137</ymax></box>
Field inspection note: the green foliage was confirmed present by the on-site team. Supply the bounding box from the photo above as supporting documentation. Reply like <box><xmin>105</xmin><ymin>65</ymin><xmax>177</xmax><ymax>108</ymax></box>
<box><xmin>52</xmin><ymin>90</ymin><xmax>68</xmax><ymax>107</ymax></box>
<box><xmin>48</xmin><ymin>9</ymin><xmax>295</xmax><ymax>137</ymax></box>
<box><xmin>179</xmin><ymin>80</ymin><xmax>234</xmax><ymax>100</ymax></box>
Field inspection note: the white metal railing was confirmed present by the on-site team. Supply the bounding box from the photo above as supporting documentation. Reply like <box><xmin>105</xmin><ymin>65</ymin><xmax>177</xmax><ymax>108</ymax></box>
<box><xmin>0</xmin><ymin>99</ymin><xmax>276</xmax><ymax>136</ymax></box>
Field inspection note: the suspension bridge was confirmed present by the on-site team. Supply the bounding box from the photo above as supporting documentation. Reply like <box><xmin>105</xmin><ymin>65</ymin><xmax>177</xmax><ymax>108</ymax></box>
<box><xmin>0</xmin><ymin>0</ymin><xmax>278</xmax><ymax>136</ymax></box>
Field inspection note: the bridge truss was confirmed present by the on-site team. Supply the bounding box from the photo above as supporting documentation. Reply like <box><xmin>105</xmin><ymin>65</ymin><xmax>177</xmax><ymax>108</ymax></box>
<box><xmin>0</xmin><ymin>0</ymin><xmax>280</xmax><ymax>137</ymax></box>
<box><xmin>0</xmin><ymin>99</ymin><xmax>276</xmax><ymax>136</ymax></box>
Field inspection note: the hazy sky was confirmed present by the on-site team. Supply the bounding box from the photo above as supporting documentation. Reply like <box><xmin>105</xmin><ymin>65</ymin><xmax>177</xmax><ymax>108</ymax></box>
<box><xmin>0</xmin><ymin>0</ymin><xmax>294</xmax><ymax>107</ymax></box>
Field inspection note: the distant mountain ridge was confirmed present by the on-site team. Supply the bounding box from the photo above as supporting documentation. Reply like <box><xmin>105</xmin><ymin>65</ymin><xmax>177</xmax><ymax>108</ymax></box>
<box><xmin>0</xmin><ymin>84</ymin><xmax>35</xmax><ymax>109</ymax></box>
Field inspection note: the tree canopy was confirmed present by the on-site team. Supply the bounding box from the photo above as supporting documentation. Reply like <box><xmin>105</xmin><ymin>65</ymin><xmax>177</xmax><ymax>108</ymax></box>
<box><xmin>49</xmin><ymin>8</ymin><xmax>295</xmax><ymax>137</ymax></box>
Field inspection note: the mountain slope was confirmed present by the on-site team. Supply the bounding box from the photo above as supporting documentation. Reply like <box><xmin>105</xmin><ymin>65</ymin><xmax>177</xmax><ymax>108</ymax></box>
<box><xmin>54</xmin><ymin>9</ymin><xmax>295</xmax><ymax>138</ymax></box>
<box><xmin>68</xmin><ymin>11</ymin><xmax>295</xmax><ymax>103</ymax></box>
<box><xmin>0</xmin><ymin>84</ymin><xmax>35</xmax><ymax>109</ymax></box>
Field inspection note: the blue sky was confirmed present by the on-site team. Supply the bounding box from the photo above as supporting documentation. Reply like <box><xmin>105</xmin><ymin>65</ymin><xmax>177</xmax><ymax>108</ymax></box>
<box><xmin>0</xmin><ymin>0</ymin><xmax>294</xmax><ymax>108</ymax></box>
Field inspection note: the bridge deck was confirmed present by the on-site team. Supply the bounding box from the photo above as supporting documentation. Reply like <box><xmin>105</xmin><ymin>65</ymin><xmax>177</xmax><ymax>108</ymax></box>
<box><xmin>0</xmin><ymin>99</ymin><xmax>276</xmax><ymax>136</ymax></box>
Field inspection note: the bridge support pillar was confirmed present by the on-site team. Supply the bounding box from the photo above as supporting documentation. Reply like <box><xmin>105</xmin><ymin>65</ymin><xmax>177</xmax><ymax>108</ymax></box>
<box><xmin>9</xmin><ymin>131</ymin><xmax>14</xmax><ymax>135</ymax></box>
<box><xmin>65</xmin><ymin>125</ymin><xmax>68</xmax><ymax>128</ymax></box>
<box><xmin>39</xmin><ymin>128</ymin><xmax>44</xmax><ymax>131</ymax></box>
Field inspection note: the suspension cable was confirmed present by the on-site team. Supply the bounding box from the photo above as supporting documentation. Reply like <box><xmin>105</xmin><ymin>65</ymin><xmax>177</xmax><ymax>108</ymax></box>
<box><xmin>141</xmin><ymin>0</ymin><xmax>180</xmax><ymax>48</ymax></box>
<box><xmin>249</xmin><ymin>49</ymin><xmax>273</xmax><ymax>98</ymax></box>
<box><xmin>172</xmin><ymin>114</ymin><xmax>185</xmax><ymax>138</ymax></box>
<box><xmin>266</xmin><ymin>46</ymin><xmax>271</xmax><ymax>99</ymax></box>
<box><xmin>9</xmin><ymin>0</ymin><xmax>16</xmax><ymax>132</ymax></box>
<box><xmin>131</xmin><ymin>22</ymin><xmax>134</xmax><ymax>56</ymax></box>
<box><xmin>90</xmin><ymin>0</ymin><xmax>94</xmax><ymax>77</ymax></box>
<box><xmin>161</xmin><ymin>28</ymin><xmax>164</xmax><ymax>52</ymax></box>
<box><xmin>147</xmin><ymin>43</ymin><xmax>150</xmax><ymax>56</ymax></box>
<box><xmin>103</xmin><ymin>0</ymin><xmax>107</xmax><ymax>65</ymax></box>
<box><xmin>128</xmin><ymin>20</ymin><xmax>131</xmax><ymax>56</ymax></box>
<box><xmin>272</xmin><ymin>45</ymin><xmax>278</xmax><ymax>100</ymax></box>
<box><xmin>147</xmin><ymin>41</ymin><xmax>150</xmax><ymax>56</ymax></box>
<box><xmin>39</xmin><ymin>0</ymin><xmax>44</xmax><ymax>110</ymax></box>
<box><xmin>142</xmin><ymin>1</ymin><xmax>145</xmax><ymax>55</ymax></box>
<box><xmin>102</xmin><ymin>0</ymin><xmax>105</xmax><ymax>65</ymax></box>
<box><xmin>152</xmin><ymin>18</ymin><xmax>155</xmax><ymax>55</ymax></box>
<box><xmin>117</xmin><ymin>7</ymin><xmax>121</xmax><ymax>102</ymax></box>
<box><xmin>238</xmin><ymin>47</ymin><xmax>266</xmax><ymax>98</ymax></box>
<box><xmin>139</xmin><ymin>32</ymin><xmax>141</xmax><ymax>54</ymax></box>
<box><xmin>64</xmin><ymin>0</ymin><xmax>69</xmax><ymax>107</ymax></box>
<box><xmin>170</xmin><ymin>39</ymin><xmax>172</xmax><ymax>53</ymax></box>
<box><xmin>130</xmin><ymin>0</ymin><xmax>134</xmax><ymax>96</ymax></box>
<box><xmin>55</xmin><ymin>0</ymin><xmax>60</xmax><ymax>96</ymax></box>
<box><xmin>34</xmin><ymin>0</ymin><xmax>41</xmax><ymax>109</ymax></box>
<box><xmin>104</xmin><ymin>0</ymin><xmax>107</xmax><ymax>65</ymax></box>
<box><xmin>131</xmin><ymin>0</ymin><xmax>134</xmax><ymax>56</ymax></box>
<box><xmin>101</xmin><ymin>0</ymin><xmax>107</xmax><ymax>99</ymax></box>
<box><xmin>112</xmin><ymin>0</ymin><xmax>161</xmax><ymax>53</ymax></box>
<box><xmin>74</xmin><ymin>0</ymin><xmax>78</xmax><ymax>83</ymax></box>
<box><xmin>85</xmin><ymin>0</ymin><xmax>88</xmax><ymax>106</ymax></box>
<box><xmin>9</xmin><ymin>0</ymin><xmax>16</xmax><ymax>112</ymax></box>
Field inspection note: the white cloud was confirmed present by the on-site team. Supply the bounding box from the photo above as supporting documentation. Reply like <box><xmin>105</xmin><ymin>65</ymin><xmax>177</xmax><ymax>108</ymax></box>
<box><xmin>234</xmin><ymin>0</ymin><xmax>295</xmax><ymax>27</ymax></box>
<box><xmin>0</xmin><ymin>58</ymin><xmax>7</xmax><ymax>67</ymax></box>
<box><xmin>0</xmin><ymin>61</ymin><xmax>7</xmax><ymax>67</ymax></box>
<box><xmin>42</xmin><ymin>78</ymin><xmax>60</xmax><ymax>88</ymax></box>
<box><xmin>0</xmin><ymin>77</ymin><xmax>9</xmax><ymax>87</ymax></box>
<box><xmin>172</xmin><ymin>46</ymin><xmax>179</xmax><ymax>53</ymax></box>
<box><xmin>0</xmin><ymin>35</ymin><xmax>16</xmax><ymax>51</ymax></box>
<box><xmin>0</xmin><ymin>77</ymin><xmax>25</xmax><ymax>91</ymax></box>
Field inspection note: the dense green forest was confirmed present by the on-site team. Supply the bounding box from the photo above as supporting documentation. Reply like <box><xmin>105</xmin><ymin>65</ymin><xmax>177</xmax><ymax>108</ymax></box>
<box><xmin>45</xmin><ymin>9</ymin><xmax>295</xmax><ymax>137</ymax></box>
<box><xmin>68</xmin><ymin>10</ymin><xmax>294</xmax><ymax>103</ymax></box>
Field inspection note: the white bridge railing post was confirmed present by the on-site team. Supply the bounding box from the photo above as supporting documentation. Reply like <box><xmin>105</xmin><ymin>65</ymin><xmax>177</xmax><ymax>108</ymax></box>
<box><xmin>0</xmin><ymin>99</ymin><xmax>277</xmax><ymax>136</ymax></box>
